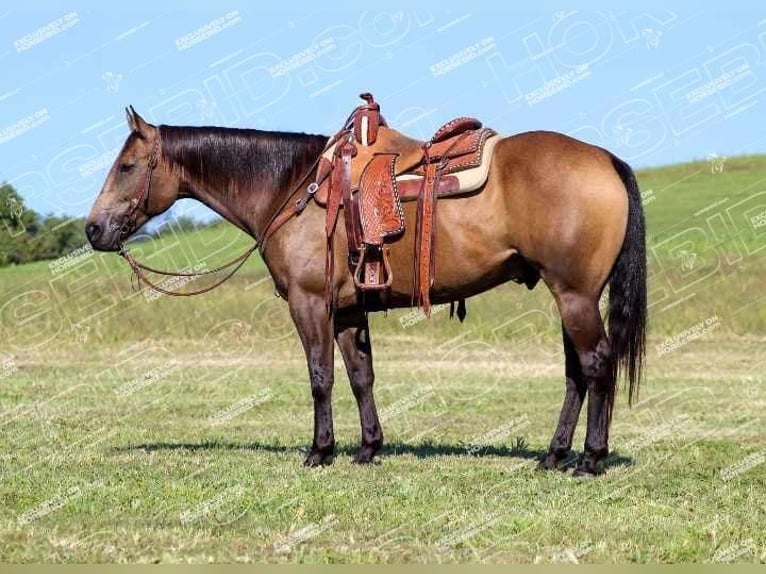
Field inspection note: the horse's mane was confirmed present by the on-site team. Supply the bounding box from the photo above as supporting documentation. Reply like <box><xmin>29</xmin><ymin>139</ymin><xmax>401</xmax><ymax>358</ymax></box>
<box><xmin>158</xmin><ymin>125</ymin><xmax>328</xmax><ymax>197</ymax></box>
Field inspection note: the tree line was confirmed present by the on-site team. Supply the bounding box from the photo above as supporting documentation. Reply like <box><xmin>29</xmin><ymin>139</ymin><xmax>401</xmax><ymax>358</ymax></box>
<box><xmin>0</xmin><ymin>183</ymin><xmax>88</xmax><ymax>267</ymax></box>
<box><xmin>0</xmin><ymin>183</ymin><xmax>206</xmax><ymax>267</ymax></box>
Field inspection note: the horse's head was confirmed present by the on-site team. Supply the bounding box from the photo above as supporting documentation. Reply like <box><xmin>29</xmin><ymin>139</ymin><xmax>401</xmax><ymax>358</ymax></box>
<box><xmin>85</xmin><ymin>107</ymin><xmax>179</xmax><ymax>251</ymax></box>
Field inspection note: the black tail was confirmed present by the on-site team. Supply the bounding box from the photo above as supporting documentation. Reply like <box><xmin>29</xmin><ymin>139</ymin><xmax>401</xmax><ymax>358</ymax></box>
<box><xmin>608</xmin><ymin>155</ymin><xmax>647</xmax><ymax>406</ymax></box>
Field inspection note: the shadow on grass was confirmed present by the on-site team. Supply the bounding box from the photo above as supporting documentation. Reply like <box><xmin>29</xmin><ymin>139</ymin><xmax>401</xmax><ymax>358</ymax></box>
<box><xmin>112</xmin><ymin>440</ymin><xmax>633</xmax><ymax>469</ymax></box>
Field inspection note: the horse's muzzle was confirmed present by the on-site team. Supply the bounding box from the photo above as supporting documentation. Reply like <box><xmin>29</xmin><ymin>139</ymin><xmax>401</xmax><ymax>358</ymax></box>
<box><xmin>85</xmin><ymin>218</ymin><xmax>121</xmax><ymax>252</ymax></box>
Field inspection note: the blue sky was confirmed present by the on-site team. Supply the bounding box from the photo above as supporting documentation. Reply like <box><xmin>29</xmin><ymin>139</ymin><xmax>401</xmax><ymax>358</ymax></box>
<box><xmin>1</xmin><ymin>1</ymin><xmax>765</xmax><ymax>219</ymax></box>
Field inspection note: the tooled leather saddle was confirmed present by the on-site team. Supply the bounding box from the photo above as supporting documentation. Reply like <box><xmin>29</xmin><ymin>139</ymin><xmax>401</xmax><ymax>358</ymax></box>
<box><xmin>313</xmin><ymin>93</ymin><xmax>499</xmax><ymax>315</ymax></box>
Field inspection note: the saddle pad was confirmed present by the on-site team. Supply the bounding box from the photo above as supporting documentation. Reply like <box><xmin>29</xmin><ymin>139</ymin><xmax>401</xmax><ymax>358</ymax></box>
<box><xmin>395</xmin><ymin>133</ymin><xmax>502</xmax><ymax>198</ymax></box>
<box><xmin>358</xmin><ymin>153</ymin><xmax>404</xmax><ymax>246</ymax></box>
<box><xmin>314</xmin><ymin>133</ymin><xmax>502</xmax><ymax>206</ymax></box>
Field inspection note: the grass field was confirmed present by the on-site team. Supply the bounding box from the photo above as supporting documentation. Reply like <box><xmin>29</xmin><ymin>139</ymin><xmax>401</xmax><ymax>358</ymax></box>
<box><xmin>0</xmin><ymin>155</ymin><xmax>764</xmax><ymax>562</ymax></box>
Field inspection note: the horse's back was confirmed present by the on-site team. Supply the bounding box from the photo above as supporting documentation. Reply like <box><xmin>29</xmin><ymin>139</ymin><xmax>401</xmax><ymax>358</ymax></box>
<box><xmin>493</xmin><ymin>130</ymin><xmax>623</xmax><ymax>184</ymax></box>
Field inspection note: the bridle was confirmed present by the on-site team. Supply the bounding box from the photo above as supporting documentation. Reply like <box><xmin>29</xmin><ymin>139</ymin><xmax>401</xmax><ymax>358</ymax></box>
<box><xmin>120</xmin><ymin>135</ymin><xmax>160</xmax><ymax>240</ymax></box>
<box><xmin>116</xmin><ymin>127</ymin><xmax>341</xmax><ymax>297</ymax></box>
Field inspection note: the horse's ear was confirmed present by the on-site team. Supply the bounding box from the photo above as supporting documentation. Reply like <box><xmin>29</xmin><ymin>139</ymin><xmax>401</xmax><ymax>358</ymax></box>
<box><xmin>125</xmin><ymin>106</ymin><xmax>137</xmax><ymax>131</ymax></box>
<box><xmin>127</xmin><ymin>105</ymin><xmax>152</xmax><ymax>137</ymax></box>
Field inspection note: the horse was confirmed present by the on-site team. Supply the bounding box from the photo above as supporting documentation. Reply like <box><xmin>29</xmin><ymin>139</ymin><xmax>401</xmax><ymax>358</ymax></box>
<box><xmin>85</xmin><ymin>105</ymin><xmax>646</xmax><ymax>477</ymax></box>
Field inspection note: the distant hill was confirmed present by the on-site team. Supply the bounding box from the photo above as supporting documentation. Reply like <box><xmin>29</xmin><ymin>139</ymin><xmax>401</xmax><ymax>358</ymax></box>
<box><xmin>0</xmin><ymin>155</ymin><xmax>763</xmax><ymax>343</ymax></box>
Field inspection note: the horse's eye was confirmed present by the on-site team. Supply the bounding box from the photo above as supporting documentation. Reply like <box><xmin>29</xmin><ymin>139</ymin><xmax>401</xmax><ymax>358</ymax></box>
<box><xmin>119</xmin><ymin>163</ymin><xmax>135</xmax><ymax>173</ymax></box>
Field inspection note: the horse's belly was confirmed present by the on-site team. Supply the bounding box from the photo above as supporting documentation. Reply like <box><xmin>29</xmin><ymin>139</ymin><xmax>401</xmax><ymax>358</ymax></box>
<box><xmin>363</xmin><ymin>186</ymin><xmax>520</xmax><ymax>306</ymax></box>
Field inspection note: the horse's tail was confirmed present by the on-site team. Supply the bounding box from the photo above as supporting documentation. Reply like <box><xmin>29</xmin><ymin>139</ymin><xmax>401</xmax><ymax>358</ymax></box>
<box><xmin>608</xmin><ymin>155</ymin><xmax>647</xmax><ymax>406</ymax></box>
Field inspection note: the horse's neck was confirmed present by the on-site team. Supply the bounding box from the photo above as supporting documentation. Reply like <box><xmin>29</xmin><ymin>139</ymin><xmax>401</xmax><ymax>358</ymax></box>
<box><xmin>179</xmin><ymin>177</ymin><xmax>256</xmax><ymax>235</ymax></box>
<box><xmin>164</xmin><ymin>127</ymin><xmax>327</xmax><ymax>238</ymax></box>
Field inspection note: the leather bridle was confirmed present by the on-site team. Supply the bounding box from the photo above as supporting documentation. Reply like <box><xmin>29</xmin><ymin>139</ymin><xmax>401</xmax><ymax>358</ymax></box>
<box><xmin>116</xmin><ymin>127</ymin><xmax>340</xmax><ymax>297</ymax></box>
<box><xmin>120</xmin><ymin>135</ymin><xmax>160</xmax><ymax>241</ymax></box>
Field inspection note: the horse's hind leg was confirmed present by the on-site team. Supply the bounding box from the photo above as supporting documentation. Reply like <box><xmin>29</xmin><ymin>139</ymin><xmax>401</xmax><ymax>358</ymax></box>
<box><xmin>335</xmin><ymin>309</ymin><xmax>383</xmax><ymax>463</ymax></box>
<box><xmin>539</xmin><ymin>326</ymin><xmax>586</xmax><ymax>470</ymax></box>
<box><xmin>550</xmin><ymin>290</ymin><xmax>615</xmax><ymax>477</ymax></box>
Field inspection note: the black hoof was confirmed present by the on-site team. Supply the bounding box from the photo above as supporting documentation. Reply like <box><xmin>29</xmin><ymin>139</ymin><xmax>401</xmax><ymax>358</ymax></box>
<box><xmin>538</xmin><ymin>454</ymin><xmax>560</xmax><ymax>471</ymax></box>
<box><xmin>352</xmin><ymin>445</ymin><xmax>380</xmax><ymax>465</ymax></box>
<box><xmin>572</xmin><ymin>466</ymin><xmax>598</xmax><ymax>478</ymax></box>
<box><xmin>303</xmin><ymin>449</ymin><xmax>334</xmax><ymax>467</ymax></box>
<box><xmin>538</xmin><ymin>450</ymin><xmax>573</xmax><ymax>471</ymax></box>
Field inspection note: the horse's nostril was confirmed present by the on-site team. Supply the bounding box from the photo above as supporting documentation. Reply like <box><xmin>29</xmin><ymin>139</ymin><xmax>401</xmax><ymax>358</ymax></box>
<box><xmin>86</xmin><ymin>223</ymin><xmax>102</xmax><ymax>243</ymax></box>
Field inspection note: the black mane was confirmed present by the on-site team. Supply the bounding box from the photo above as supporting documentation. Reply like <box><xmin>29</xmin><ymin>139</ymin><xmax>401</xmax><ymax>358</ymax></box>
<box><xmin>158</xmin><ymin>125</ymin><xmax>328</xmax><ymax>196</ymax></box>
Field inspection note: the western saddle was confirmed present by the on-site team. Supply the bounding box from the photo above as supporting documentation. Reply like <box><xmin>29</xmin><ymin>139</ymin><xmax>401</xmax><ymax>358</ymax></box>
<box><xmin>311</xmin><ymin>93</ymin><xmax>499</xmax><ymax>315</ymax></box>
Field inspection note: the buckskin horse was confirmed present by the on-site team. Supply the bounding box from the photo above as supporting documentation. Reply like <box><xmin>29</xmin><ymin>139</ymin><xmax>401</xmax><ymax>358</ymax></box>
<box><xmin>86</xmin><ymin>95</ymin><xmax>646</xmax><ymax>477</ymax></box>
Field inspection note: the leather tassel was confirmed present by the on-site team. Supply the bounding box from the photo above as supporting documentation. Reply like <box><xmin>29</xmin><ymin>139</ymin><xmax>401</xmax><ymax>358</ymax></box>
<box><xmin>325</xmin><ymin>150</ymin><xmax>345</xmax><ymax>314</ymax></box>
<box><xmin>415</xmin><ymin>162</ymin><xmax>438</xmax><ymax>314</ymax></box>
<box><xmin>325</xmin><ymin>235</ymin><xmax>335</xmax><ymax>314</ymax></box>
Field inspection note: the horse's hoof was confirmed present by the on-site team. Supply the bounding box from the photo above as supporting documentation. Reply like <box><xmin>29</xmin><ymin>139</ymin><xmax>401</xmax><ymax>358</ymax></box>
<box><xmin>537</xmin><ymin>454</ymin><xmax>559</xmax><ymax>471</ymax></box>
<box><xmin>538</xmin><ymin>450</ymin><xmax>572</xmax><ymax>471</ymax></box>
<box><xmin>352</xmin><ymin>447</ymin><xmax>379</xmax><ymax>465</ymax></box>
<box><xmin>303</xmin><ymin>450</ymin><xmax>334</xmax><ymax>467</ymax></box>
<box><xmin>572</xmin><ymin>466</ymin><xmax>598</xmax><ymax>478</ymax></box>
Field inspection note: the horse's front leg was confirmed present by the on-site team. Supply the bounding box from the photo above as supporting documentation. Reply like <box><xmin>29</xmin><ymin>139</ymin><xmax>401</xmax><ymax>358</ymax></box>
<box><xmin>335</xmin><ymin>308</ymin><xmax>383</xmax><ymax>464</ymax></box>
<box><xmin>289</xmin><ymin>289</ymin><xmax>335</xmax><ymax>466</ymax></box>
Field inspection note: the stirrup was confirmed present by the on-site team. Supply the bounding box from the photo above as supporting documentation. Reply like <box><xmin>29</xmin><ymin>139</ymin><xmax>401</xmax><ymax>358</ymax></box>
<box><xmin>353</xmin><ymin>245</ymin><xmax>393</xmax><ymax>291</ymax></box>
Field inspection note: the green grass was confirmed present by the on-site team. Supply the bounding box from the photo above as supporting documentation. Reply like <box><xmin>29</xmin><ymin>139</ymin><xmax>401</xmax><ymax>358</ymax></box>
<box><xmin>1</xmin><ymin>339</ymin><xmax>764</xmax><ymax>562</ymax></box>
<box><xmin>0</xmin><ymin>155</ymin><xmax>764</xmax><ymax>562</ymax></box>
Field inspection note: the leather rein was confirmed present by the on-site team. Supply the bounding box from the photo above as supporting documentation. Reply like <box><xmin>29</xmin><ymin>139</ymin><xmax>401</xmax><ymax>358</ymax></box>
<box><xmin>117</xmin><ymin>126</ymin><xmax>342</xmax><ymax>297</ymax></box>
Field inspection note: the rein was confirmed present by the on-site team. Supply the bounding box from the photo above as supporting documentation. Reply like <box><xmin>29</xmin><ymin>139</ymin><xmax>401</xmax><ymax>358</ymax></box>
<box><xmin>119</xmin><ymin>244</ymin><xmax>259</xmax><ymax>297</ymax></box>
<box><xmin>117</xmin><ymin>127</ymin><xmax>341</xmax><ymax>298</ymax></box>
